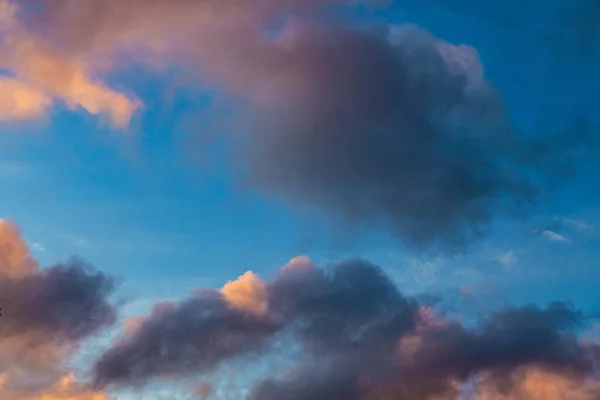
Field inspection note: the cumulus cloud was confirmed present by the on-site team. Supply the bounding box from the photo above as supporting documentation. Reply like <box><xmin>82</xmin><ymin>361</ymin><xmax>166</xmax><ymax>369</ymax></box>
<box><xmin>92</xmin><ymin>257</ymin><xmax>417</xmax><ymax>388</ymax></box>
<box><xmin>0</xmin><ymin>219</ymin><xmax>117</xmax><ymax>398</ymax></box>
<box><xmin>92</xmin><ymin>291</ymin><xmax>279</xmax><ymax>388</ymax></box>
<box><xmin>91</xmin><ymin>257</ymin><xmax>600</xmax><ymax>400</ymax></box>
<box><xmin>221</xmin><ymin>271</ymin><xmax>268</xmax><ymax>315</ymax></box>
<box><xmin>238</xmin><ymin>23</ymin><xmax>531</xmax><ymax>250</ymax></box>
<box><xmin>0</xmin><ymin>219</ymin><xmax>38</xmax><ymax>278</ymax></box>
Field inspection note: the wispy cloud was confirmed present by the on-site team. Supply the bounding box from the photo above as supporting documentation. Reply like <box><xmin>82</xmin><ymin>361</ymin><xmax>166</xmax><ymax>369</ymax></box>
<box><xmin>538</xmin><ymin>229</ymin><xmax>572</xmax><ymax>244</ymax></box>
<box><xmin>60</xmin><ymin>233</ymin><xmax>94</xmax><ymax>248</ymax></box>
<box><xmin>491</xmin><ymin>249</ymin><xmax>518</xmax><ymax>268</ymax></box>
<box><xmin>29</xmin><ymin>241</ymin><xmax>46</xmax><ymax>252</ymax></box>
<box><xmin>554</xmin><ymin>216</ymin><xmax>596</xmax><ymax>233</ymax></box>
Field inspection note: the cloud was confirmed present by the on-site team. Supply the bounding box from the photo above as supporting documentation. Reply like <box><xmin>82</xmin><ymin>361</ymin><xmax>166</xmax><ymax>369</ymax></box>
<box><xmin>92</xmin><ymin>257</ymin><xmax>417</xmax><ymax>388</ymax></box>
<box><xmin>247</xmin><ymin>300</ymin><xmax>597</xmax><ymax>400</ymax></box>
<box><xmin>0</xmin><ymin>373</ymin><xmax>113</xmax><ymax>400</ymax></box>
<box><xmin>473</xmin><ymin>366</ymin><xmax>600</xmax><ymax>400</ymax></box>
<box><xmin>92</xmin><ymin>257</ymin><xmax>600</xmax><ymax>400</ymax></box>
<box><xmin>0</xmin><ymin>219</ymin><xmax>118</xmax><ymax>397</ymax></box>
<box><xmin>0</xmin><ymin>218</ymin><xmax>38</xmax><ymax>278</ymax></box>
<box><xmin>29</xmin><ymin>241</ymin><xmax>46</xmax><ymax>252</ymax></box>
<box><xmin>0</xmin><ymin>0</ymin><xmax>139</xmax><ymax>127</ymax></box>
<box><xmin>92</xmin><ymin>292</ymin><xmax>280</xmax><ymax>389</ymax></box>
<box><xmin>237</xmin><ymin>23</ymin><xmax>534</xmax><ymax>250</ymax></box>
<box><xmin>221</xmin><ymin>271</ymin><xmax>269</xmax><ymax>315</ymax></box>
<box><xmin>492</xmin><ymin>249</ymin><xmax>518</xmax><ymax>268</ymax></box>
<box><xmin>0</xmin><ymin>78</ymin><xmax>51</xmax><ymax>120</ymax></box>
<box><xmin>554</xmin><ymin>216</ymin><xmax>596</xmax><ymax>233</ymax></box>
<box><xmin>539</xmin><ymin>229</ymin><xmax>572</xmax><ymax>244</ymax></box>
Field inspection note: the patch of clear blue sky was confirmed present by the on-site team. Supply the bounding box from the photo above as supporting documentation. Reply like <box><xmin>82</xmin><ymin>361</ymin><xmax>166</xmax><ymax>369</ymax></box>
<box><xmin>1</xmin><ymin>3</ymin><xmax>600</xmax><ymax>326</ymax></box>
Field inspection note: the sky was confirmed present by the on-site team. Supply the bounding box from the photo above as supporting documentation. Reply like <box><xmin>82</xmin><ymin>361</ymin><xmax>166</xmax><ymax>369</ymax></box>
<box><xmin>0</xmin><ymin>0</ymin><xmax>600</xmax><ymax>399</ymax></box>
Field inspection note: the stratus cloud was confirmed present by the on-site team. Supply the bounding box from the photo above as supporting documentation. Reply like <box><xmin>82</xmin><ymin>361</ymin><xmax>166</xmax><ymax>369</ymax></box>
<box><xmin>92</xmin><ymin>257</ymin><xmax>600</xmax><ymax>400</ymax></box>
<box><xmin>0</xmin><ymin>219</ymin><xmax>117</xmax><ymax>398</ymax></box>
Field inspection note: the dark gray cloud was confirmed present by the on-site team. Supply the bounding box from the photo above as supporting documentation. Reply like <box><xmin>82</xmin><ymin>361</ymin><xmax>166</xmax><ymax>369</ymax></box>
<box><xmin>248</xmin><ymin>301</ymin><xmax>598</xmax><ymax>400</ymax></box>
<box><xmin>0</xmin><ymin>255</ymin><xmax>118</xmax><ymax>397</ymax></box>
<box><xmin>92</xmin><ymin>259</ymin><xmax>418</xmax><ymax>388</ymax></box>
<box><xmin>0</xmin><ymin>257</ymin><xmax>117</xmax><ymax>341</ymax></box>
<box><xmin>92</xmin><ymin>291</ymin><xmax>281</xmax><ymax>388</ymax></box>
<box><xmin>269</xmin><ymin>258</ymin><xmax>417</xmax><ymax>352</ymax></box>
<box><xmin>92</xmin><ymin>259</ymin><xmax>600</xmax><ymax>398</ymax></box>
<box><xmin>238</xmin><ymin>24</ymin><xmax>538</xmax><ymax>250</ymax></box>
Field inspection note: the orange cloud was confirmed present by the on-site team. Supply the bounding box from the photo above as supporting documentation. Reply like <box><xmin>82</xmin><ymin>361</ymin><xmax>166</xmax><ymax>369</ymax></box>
<box><xmin>0</xmin><ymin>78</ymin><xmax>50</xmax><ymax>120</ymax></box>
<box><xmin>474</xmin><ymin>367</ymin><xmax>600</xmax><ymax>400</ymax></box>
<box><xmin>0</xmin><ymin>218</ymin><xmax>38</xmax><ymax>278</ymax></box>
<box><xmin>0</xmin><ymin>1</ymin><xmax>139</xmax><ymax>127</ymax></box>
<box><xmin>282</xmin><ymin>255</ymin><xmax>315</xmax><ymax>271</ymax></box>
<box><xmin>1</xmin><ymin>373</ymin><xmax>113</xmax><ymax>400</ymax></box>
<box><xmin>120</xmin><ymin>315</ymin><xmax>148</xmax><ymax>335</ymax></box>
<box><xmin>221</xmin><ymin>271</ymin><xmax>268</xmax><ymax>315</ymax></box>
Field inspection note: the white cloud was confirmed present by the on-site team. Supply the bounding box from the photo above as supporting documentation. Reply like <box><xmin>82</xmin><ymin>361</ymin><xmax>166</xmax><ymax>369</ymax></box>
<box><xmin>30</xmin><ymin>241</ymin><xmax>46</xmax><ymax>252</ymax></box>
<box><xmin>540</xmin><ymin>229</ymin><xmax>571</xmax><ymax>244</ymax></box>
<box><xmin>555</xmin><ymin>216</ymin><xmax>595</xmax><ymax>233</ymax></box>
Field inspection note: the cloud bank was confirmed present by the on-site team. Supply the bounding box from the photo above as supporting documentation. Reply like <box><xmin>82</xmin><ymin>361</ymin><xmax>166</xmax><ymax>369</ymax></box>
<box><xmin>90</xmin><ymin>256</ymin><xmax>600</xmax><ymax>399</ymax></box>
<box><xmin>1</xmin><ymin>220</ymin><xmax>598</xmax><ymax>399</ymax></box>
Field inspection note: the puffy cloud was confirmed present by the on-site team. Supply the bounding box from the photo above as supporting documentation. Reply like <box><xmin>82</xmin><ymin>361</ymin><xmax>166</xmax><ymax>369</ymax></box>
<box><xmin>247</xmin><ymin>299</ymin><xmax>598</xmax><ymax>400</ymax></box>
<box><xmin>92</xmin><ymin>257</ymin><xmax>600</xmax><ymax>399</ymax></box>
<box><xmin>92</xmin><ymin>290</ymin><xmax>280</xmax><ymax>388</ymax></box>
<box><xmin>238</xmin><ymin>23</ymin><xmax>533</xmax><ymax>250</ymax></box>
<box><xmin>92</xmin><ymin>257</ymin><xmax>417</xmax><ymax>388</ymax></box>
<box><xmin>221</xmin><ymin>271</ymin><xmax>268</xmax><ymax>315</ymax></box>
<box><xmin>0</xmin><ymin>259</ymin><xmax>116</xmax><ymax>341</ymax></box>
<box><xmin>0</xmin><ymin>219</ymin><xmax>37</xmax><ymax>278</ymax></box>
<box><xmin>0</xmin><ymin>219</ymin><xmax>117</xmax><ymax>397</ymax></box>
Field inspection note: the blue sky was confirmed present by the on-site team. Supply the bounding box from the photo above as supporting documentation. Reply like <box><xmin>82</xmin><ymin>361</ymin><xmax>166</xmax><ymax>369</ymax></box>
<box><xmin>1</xmin><ymin>0</ymin><xmax>600</xmax><ymax>399</ymax></box>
